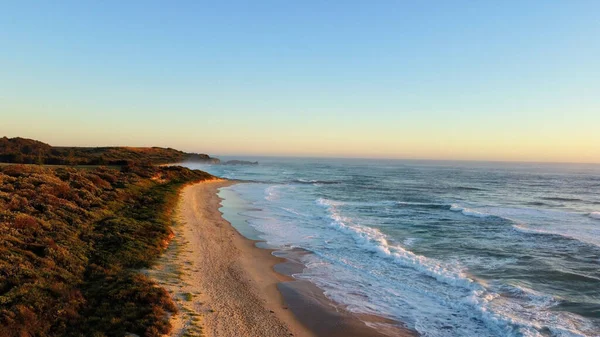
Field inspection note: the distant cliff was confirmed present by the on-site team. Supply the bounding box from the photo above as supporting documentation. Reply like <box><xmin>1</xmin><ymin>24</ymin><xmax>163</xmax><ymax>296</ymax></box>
<box><xmin>185</xmin><ymin>153</ymin><xmax>221</xmax><ymax>164</ymax></box>
<box><xmin>0</xmin><ymin>137</ymin><xmax>219</xmax><ymax>165</ymax></box>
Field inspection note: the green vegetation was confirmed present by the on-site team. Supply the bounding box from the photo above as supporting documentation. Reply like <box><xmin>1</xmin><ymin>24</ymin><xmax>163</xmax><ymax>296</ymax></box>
<box><xmin>0</xmin><ymin>137</ymin><xmax>219</xmax><ymax>165</ymax></box>
<box><xmin>182</xmin><ymin>293</ymin><xmax>194</xmax><ymax>301</ymax></box>
<box><xmin>0</xmin><ymin>163</ymin><xmax>213</xmax><ymax>336</ymax></box>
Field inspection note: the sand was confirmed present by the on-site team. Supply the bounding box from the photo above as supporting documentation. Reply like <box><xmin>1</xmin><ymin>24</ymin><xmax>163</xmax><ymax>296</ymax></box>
<box><xmin>148</xmin><ymin>179</ymin><xmax>416</xmax><ymax>337</ymax></box>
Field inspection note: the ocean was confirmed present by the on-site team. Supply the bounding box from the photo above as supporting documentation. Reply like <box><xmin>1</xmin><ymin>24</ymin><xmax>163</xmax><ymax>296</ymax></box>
<box><xmin>183</xmin><ymin>158</ymin><xmax>600</xmax><ymax>337</ymax></box>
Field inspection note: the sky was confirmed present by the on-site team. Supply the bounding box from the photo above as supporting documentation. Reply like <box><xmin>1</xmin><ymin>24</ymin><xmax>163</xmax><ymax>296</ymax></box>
<box><xmin>1</xmin><ymin>1</ymin><xmax>599</xmax><ymax>163</ymax></box>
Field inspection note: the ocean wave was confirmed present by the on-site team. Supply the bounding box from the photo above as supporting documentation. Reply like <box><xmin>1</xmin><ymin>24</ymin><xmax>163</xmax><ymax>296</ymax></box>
<box><xmin>317</xmin><ymin>198</ymin><xmax>478</xmax><ymax>291</ymax></box>
<box><xmin>542</xmin><ymin>197</ymin><xmax>584</xmax><ymax>202</ymax></box>
<box><xmin>280</xmin><ymin>207</ymin><xmax>308</xmax><ymax>217</ymax></box>
<box><xmin>512</xmin><ymin>224</ymin><xmax>558</xmax><ymax>236</ymax></box>
<box><xmin>293</xmin><ymin>178</ymin><xmax>340</xmax><ymax>185</ymax></box>
<box><xmin>526</xmin><ymin>201</ymin><xmax>553</xmax><ymax>207</ymax></box>
<box><xmin>317</xmin><ymin>197</ymin><xmax>345</xmax><ymax>207</ymax></box>
<box><xmin>511</xmin><ymin>224</ymin><xmax>586</xmax><ymax>243</ymax></box>
<box><xmin>500</xmin><ymin>284</ymin><xmax>558</xmax><ymax>310</ymax></box>
<box><xmin>452</xmin><ymin>186</ymin><xmax>486</xmax><ymax>191</ymax></box>
<box><xmin>403</xmin><ymin>237</ymin><xmax>419</xmax><ymax>246</ymax></box>
<box><xmin>316</xmin><ymin>198</ymin><xmax>593</xmax><ymax>336</ymax></box>
<box><xmin>397</xmin><ymin>201</ymin><xmax>449</xmax><ymax>209</ymax></box>
<box><xmin>456</xmin><ymin>256</ymin><xmax>518</xmax><ymax>271</ymax></box>
<box><xmin>317</xmin><ymin>197</ymin><xmax>398</xmax><ymax>208</ymax></box>
<box><xmin>461</xmin><ymin>290</ymin><xmax>591</xmax><ymax>337</ymax></box>
<box><xmin>512</xmin><ymin>223</ymin><xmax>600</xmax><ymax>249</ymax></box>
<box><xmin>589</xmin><ymin>212</ymin><xmax>600</xmax><ymax>220</ymax></box>
<box><xmin>449</xmin><ymin>204</ymin><xmax>494</xmax><ymax>218</ymax></box>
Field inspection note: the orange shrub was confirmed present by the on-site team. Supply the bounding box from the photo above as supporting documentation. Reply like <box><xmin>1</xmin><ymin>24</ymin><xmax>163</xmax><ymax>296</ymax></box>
<box><xmin>13</xmin><ymin>214</ymin><xmax>39</xmax><ymax>229</ymax></box>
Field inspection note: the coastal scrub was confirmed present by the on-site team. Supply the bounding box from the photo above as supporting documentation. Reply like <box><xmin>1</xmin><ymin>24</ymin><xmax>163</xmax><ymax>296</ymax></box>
<box><xmin>0</xmin><ymin>163</ymin><xmax>213</xmax><ymax>337</ymax></box>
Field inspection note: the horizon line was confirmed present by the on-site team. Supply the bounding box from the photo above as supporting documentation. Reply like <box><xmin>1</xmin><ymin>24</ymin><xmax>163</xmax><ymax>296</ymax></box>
<box><xmin>209</xmin><ymin>153</ymin><xmax>600</xmax><ymax>166</ymax></box>
<box><xmin>5</xmin><ymin>136</ymin><xmax>599</xmax><ymax>166</ymax></box>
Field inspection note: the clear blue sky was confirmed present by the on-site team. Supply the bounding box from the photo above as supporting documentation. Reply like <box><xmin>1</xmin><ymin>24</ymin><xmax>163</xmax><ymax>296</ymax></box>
<box><xmin>1</xmin><ymin>1</ymin><xmax>599</xmax><ymax>162</ymax></box>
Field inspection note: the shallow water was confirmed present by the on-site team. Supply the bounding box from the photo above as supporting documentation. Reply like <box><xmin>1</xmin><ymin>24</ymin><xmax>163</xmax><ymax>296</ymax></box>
<box><xmin>184</xmin><ymin>158</ymin><xmax>600</xmax><ymax>337</ymax></box>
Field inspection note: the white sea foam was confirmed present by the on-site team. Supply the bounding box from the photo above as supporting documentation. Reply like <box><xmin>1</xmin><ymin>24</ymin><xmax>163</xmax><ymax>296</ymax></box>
<box><xmin>589</xmin><ymin>212</ymin><xmax>600</xmax><ymax>220</ymax></box>
<box><xmin>512</xmin><ymin>224</ymin><xmax>551</xmax><ymax>235</ymax></box>
<box><xmin>294</xmin><ymin>178</ymin><xmax>340</xmax><ymax>185</ymax></box>
<box><xmin>449</xmin><ymin>204</ymin><xmax>463</xmax><ymax>211</ymax></box>
<box><xmin>316</xmin><ymin>197</ymin><xmax>346</xmax><ymax>208</ymax></box>
<box><xmin>455</xmin><ymin>256</ymin><xmax>518</xmax><ymax>271</ymax></box>
<box><xmin>449</xmin><ymin>204</ymin><xmax>493</xmax><ymax>218</ymax></box>
<box><xmin>265</xmin><ymin>185</ymin><xmax>280</xmax><ymax>201</ymax></box>
<box><xmin>280</xmin><ymin>207</ymin><xmax>307</xmax><ymax>217</ymax></box>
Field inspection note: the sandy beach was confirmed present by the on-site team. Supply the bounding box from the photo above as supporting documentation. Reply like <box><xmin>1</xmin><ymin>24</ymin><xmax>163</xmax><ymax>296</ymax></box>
<box><xmin>148</xmin><ymin>179</ymin><xmax>415</xmax><ymax>337</ymax></box>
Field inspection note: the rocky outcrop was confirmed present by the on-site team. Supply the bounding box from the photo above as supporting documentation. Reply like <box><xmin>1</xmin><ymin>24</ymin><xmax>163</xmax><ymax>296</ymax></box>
<box><xmin>184</xmin><ymin>153</ymin><xmax>220</xmax><ymax>164</ymax></box>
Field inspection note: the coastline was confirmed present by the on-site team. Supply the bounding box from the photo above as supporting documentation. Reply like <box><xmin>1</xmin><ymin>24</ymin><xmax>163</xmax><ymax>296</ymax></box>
<box><xmin>149</xmin><ymin>179</ymin><xmax>415</xmax><ymax>337</ymax></box>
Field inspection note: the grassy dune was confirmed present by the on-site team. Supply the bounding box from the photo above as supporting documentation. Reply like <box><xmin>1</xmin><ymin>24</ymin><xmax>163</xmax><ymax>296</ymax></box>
<box><xmin>0</xmin><ymin>163</ymin><xmax>213</xmax><ymax>337</ymax></box>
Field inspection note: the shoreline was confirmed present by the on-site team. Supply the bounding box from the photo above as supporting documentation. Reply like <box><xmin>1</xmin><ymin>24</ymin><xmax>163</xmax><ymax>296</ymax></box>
<box><xmin>149</xmin><ymin>179</ymin><xmax>415</xmax><ymax>337</ymax></box>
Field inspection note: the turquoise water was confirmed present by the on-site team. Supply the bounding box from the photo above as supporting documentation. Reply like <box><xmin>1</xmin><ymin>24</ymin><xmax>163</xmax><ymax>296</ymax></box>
<box><xmin>184</xmin><ymin>158</ymin><xmax>600</xmax><ymax>336</ymax></box>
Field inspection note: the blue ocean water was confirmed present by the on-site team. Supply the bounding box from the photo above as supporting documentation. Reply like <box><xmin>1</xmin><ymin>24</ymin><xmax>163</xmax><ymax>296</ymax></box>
<box><xmin>184</xmin><ymin>158</ymin><xmax>600</xmax><ymax>337</ymax></box>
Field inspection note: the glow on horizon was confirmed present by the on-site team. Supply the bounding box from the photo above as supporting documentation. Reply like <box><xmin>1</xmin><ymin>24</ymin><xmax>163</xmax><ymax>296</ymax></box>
<box><xmin>1</xmin><ymin>1</ymin><xmax>599</xmax><ymax>164</ymax></box>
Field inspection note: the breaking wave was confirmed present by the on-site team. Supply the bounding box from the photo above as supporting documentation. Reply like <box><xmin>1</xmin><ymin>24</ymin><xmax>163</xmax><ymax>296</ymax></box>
<box><xmin>449</xmin><ymin>204</ymin><xmax>495</xmax><ymax>218</ymax></box>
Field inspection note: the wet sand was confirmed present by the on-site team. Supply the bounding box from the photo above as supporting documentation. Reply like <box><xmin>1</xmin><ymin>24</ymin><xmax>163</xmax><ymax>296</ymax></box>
<box><xmin>149</xmin><ymin>179</ymin><xmax>416</xmax><ymax>337</ymax></box>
